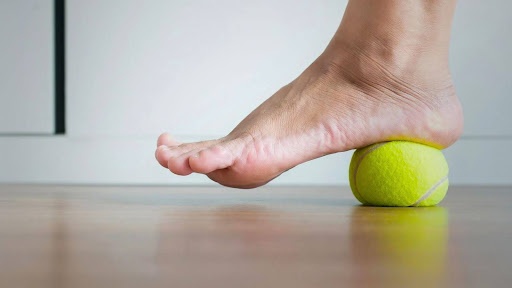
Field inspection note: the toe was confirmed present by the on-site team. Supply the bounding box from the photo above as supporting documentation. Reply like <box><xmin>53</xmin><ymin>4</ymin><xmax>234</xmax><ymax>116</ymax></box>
<box><xmin>166</xmin><ymin>139</ymin><xmax>221</xmax><ymax>158</ymax></box>
<box><xmin>155</xmin><ymin>145</ymin><xmax>173</xmax><ymax>168</ymax></box>
<box><xmin>157</xmin><ymin>137</ymin><xmax>223</xmax><ymax>172</ymax></box>
<box><xmin>157</xmin><ymin>132</ymin><xmax>181</xmax><ymax>147</ymax></box>
<box><xmin>156</xmin><ymin>139</ymin><xmax>219</xmax><ymax>167</ymax></box>
<box><xmin>168</xmin><ymin>148</ymin><xmax>204</xmax><ymax>176</ymax></box>
<box><xmin>189</xmin><ymin>144</ymin><xmax>236</xmax><ymax>174</ymax></box>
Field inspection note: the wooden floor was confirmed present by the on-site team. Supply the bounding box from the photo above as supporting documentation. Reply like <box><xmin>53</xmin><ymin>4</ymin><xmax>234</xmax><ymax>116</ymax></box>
<box><xmin>0</xmin><ymin>185</ymin><xmax>510</xmax><ymax>288</ymax></box>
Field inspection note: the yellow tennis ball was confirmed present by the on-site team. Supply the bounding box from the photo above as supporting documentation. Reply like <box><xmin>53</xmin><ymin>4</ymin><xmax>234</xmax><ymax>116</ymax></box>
<box><xmin>349</xmin><ymin>141</ymin><xmax>449</xmax><ymax>207</ymax></box>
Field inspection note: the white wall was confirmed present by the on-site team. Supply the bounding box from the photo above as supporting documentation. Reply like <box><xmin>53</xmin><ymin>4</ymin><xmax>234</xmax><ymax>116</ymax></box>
<box><xmin>67</xmin><ymin>0</ymin><xmax>342</xmax><ymax>137</ymax></box>
<box><xmin>0</xmin><ymin>0</ymin><xmax>511</xmax><ymax>185</ymax></box>
<box><xmin>0</xmin><ymin>0</ymin><xmax>54</xmax><ymax>134</ymax></box>
<box><xmin>450</xmin><ymin>1</ymin><xmax>512</xmax><ymax>136</ymax></box>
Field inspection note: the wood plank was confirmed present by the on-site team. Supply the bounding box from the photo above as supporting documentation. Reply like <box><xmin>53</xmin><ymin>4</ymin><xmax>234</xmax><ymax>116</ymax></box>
<box><xmin>0</xmin><ymin>185</ymin><xmax>510</xmax><ymax>288</ymax></box>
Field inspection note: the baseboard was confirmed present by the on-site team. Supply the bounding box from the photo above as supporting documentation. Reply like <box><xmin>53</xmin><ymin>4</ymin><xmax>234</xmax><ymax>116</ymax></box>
<box><xmin>0</xmin><ymin>136</ymin><xmax>510</xmax><ymax>185</ymax></box>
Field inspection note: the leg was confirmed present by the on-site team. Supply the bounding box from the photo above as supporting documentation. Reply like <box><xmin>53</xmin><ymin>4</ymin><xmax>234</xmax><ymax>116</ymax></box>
<box><xmin>156</xmin><ymin>0</ymin><xmax>463</xmax><ymax>188</ymax></box>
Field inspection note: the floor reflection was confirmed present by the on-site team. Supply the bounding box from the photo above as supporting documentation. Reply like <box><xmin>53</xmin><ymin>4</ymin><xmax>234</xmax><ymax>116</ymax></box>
<box><xmin>155</xmin><ymin>205</ymin><xmax>349</xmax><ymax>287</ymax></box>
<box><xmin>349</xmin><ymin>206</ymin><xmax>448</xmax><ymax>288</ymax></box>
<box><xmin>156</xmin><ymin>205</ymin><xmax>290</xmax><ymax>264</ymax></box>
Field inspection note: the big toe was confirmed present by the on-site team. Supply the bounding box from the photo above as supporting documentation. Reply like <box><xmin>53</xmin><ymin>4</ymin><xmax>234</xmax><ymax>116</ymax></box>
<box><xmin>155</xmin><ymin>132</ymin><xmax>182</xmax><ymax>167</ymax></box>
<box><xmin>155</xmin><ymin>145</ymin><xmax>173</xmax><ymax>168</ymax></box>
<box><xmin>157</xmin><ymin>132</ymin><xmax>181</xmax><ymax>147</ymax></box>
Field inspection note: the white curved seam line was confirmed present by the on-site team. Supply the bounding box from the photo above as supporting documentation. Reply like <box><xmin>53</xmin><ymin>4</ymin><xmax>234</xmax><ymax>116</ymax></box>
<box><xmin>353</xmin><ymin>142</ymin><xmax>389</xmax><ymax>204</ymax></box>
<box><xmin>410</xmin><ymin>175</ymin><xmax>448</xmax><ymax>207</ymax></box>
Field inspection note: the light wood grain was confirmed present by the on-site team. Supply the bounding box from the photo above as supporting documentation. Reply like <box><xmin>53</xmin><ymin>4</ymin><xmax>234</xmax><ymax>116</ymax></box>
<box><xmin>0</xmin><ymin>185</ymin><xmax>510</xmax><ymax>288</ymax></box>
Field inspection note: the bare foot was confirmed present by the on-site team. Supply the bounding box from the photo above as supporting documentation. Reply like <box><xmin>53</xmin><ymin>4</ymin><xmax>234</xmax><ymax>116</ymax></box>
<box><xmin>155</xmin><ymin>0</ymin><xmax>463</xmax><ymax>188</ymax></box>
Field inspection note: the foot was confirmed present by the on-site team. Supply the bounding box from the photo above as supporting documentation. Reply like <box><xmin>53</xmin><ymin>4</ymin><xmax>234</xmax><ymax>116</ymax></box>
<box><xmin>155</xmin><ymin>1</ymin><xmax>463</xmax><ymax>188</ymax></box>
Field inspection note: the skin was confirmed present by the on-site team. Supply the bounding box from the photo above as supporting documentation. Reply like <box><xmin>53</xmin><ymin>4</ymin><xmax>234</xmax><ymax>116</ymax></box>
<box><xmin>155</xmin><ymin>0</ymin><xmax>463</xmax><ymax>188</ymax></box>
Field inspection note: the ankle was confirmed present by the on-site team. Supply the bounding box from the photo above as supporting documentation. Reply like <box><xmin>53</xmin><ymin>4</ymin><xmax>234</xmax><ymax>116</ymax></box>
<box><xmin>325</xmin><ymin>0</ymin><xmax>456</xmax><ymax>79</ymax></box>
<box><xmin>321</xmin><ymin>42</ymin><xmax>453</xmax><ymax>98</ymax></box>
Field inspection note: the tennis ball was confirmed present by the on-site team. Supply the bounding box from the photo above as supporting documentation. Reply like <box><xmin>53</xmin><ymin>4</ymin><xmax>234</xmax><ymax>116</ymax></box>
<box><xmin>349</xmin><ymin>141</ymin><xmax>449</xmax><ymax>207</ymax></box>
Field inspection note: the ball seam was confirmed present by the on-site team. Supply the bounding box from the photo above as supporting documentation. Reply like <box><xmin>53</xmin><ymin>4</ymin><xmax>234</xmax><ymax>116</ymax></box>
<box><xmin>409</xmin><ymin>175</ymin><xmax>448</xmax><ymax>207</ymax></box>
<box><xmin>353</xmin><ymin>142</ymin><xmax>390</xmax><ymax>204</ymax></box>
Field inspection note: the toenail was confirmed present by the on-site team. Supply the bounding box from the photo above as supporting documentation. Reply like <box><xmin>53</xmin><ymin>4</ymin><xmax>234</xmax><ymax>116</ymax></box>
<box><xmin>192</xmin><ymin>153</ymin><xmax>199</xmax><ymax>158</ymax></box>
<box><xmin>158</xmin><ymin>145</ymin><xmax>170</xmax><ymax>151</ymax></box>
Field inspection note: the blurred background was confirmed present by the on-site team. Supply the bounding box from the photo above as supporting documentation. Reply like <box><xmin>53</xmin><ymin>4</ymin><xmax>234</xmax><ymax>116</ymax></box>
<box><xmin>0</xmin><ymin>0</ymin><xmax>511</xmax><ymax>185</ymax></box>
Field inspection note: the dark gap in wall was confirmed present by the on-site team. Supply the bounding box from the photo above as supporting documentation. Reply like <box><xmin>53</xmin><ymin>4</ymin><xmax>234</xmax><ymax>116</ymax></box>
<box><xmin>54</xmin><ymin>0</ymin><xmax>65</xmax><ymax>134</ymax></box>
